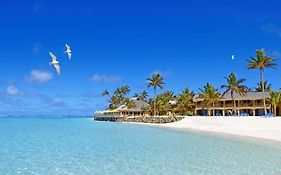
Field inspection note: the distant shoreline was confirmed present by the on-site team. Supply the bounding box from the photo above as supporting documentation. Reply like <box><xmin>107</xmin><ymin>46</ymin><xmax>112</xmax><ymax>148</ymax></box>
<box><xmin>125</xmin><ymin>116</ymin><xmax>281</xmax><ymax>143</ymax></box>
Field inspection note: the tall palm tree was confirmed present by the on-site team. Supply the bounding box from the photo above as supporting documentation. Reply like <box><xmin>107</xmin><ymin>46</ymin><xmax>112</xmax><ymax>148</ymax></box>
<box><xmin>147</xmin><ymin>74</ymin><xmax>164</xmax><ymax>116</ymax></box>
<box><xmin>247</xmin><ymin>49</ymin><xmax>277</xmax><ymax>114</ymax></box>
<box><xmin>221</xmin><ymin>73</ymin><xmax>247</xmax><ymax>115</ymax></box>
<box><xmin>255</xmin><ymin>81</ymin><xmax>272</xmax><ymax>92</ymax></box>
<box><xmin>266</xmin><ymin>91</ymin><xmax>281</xmax><ymax>116</ymax></box>
<box><xmin>199</xmin><ymin>83</ymin><xmax>221</xmax><ymax>116</ymax></box>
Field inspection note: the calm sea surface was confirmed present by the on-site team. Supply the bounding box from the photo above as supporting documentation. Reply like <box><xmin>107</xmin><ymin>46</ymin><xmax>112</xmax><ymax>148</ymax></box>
<box><xmin>0</xmin><ymin>117</ymin><xmax>281</xmax><ymax>175</ymax></box>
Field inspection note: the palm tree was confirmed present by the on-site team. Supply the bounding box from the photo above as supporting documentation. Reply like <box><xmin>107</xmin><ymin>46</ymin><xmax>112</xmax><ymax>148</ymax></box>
<box><xmin>155</xmin><ymin>90</ymin><xmax>174</xmax><ymax>115</ymax></box>
<box><xmin>247</xmin><ymin>49</ymin><xmax>277</xmax><ymax>114</ymax></box>
<box><xmin>256</xmin><ymin>81</ymin><xmax>272</xmax><ymax>92</ymax></box>
<box><xmin>266</xmin><ymin>91</ymin><xmax>281</xmax><ymax>116</ymax></box>
<box><xmin>199</xmin><ymin>83</ymin><xmax>221</xmax><ymax>116</ymax></box>
<box><xmin>147</xmin><ymin>74</ymin><xmax>164</xmax><ymax>116</ymax></box>
<box><xmin>221</xmin><ymin>73</ymin><xmax>247</xmax><ymax>115</ymax></box>
<box><xmin>139</xmin><ymin>91</ymin><xmax>148</xmax><ymax>101</ymax></box>
<box><xmin>176</xmin><ymin>87</ymin><xmax>194</xmax><ymax>115</ymax></box>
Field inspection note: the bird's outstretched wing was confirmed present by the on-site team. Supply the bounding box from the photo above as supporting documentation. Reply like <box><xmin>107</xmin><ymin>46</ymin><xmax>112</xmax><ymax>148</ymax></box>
<box><xmin>49</xmin><ymin>52</ymin><xmax>57</xmax><ymax>62</ymax></box>
<box><xmin>54</xmin><ymin>63</ymin><xmax>61</xmax><ymax>75</ymax></box>
<box><xmin>65</xmin><ymin>44</ymin><xmax>70</xmax><ymax>50</ymax></box>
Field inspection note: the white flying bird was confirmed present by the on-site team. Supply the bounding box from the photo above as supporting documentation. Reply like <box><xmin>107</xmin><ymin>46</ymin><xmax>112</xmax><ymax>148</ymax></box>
<box><xmin>65</xmin><ymin>44</ymin><xmax>71</xmax><ymax>60</ymax></box>
<box><xmin>49</xmin><ymin>52</ymin><xmax>61</xmax><ymax>75</ymax></box>
<box><xmin>231</xmin><ymin>54</ymin><xmax>235</xmax><ymax>60</ymax></box>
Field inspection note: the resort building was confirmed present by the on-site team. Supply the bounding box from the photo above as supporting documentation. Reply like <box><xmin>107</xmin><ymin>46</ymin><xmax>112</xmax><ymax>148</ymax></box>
<box><xmin>117</xmin><ymin>97</ymin><xmax>149</xmax><ymax>116</ymax></box>
<box><xmin>193</xmin><ymin>92</ymin><xmax>271</xmax><ymax>116</ymax></box>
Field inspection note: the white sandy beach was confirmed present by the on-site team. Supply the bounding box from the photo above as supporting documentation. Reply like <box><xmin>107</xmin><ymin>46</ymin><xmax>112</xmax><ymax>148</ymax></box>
<box><xmin>140</xmin><ymin>116</ymin><xmax>281</xmax><ymax>142</ymax></box>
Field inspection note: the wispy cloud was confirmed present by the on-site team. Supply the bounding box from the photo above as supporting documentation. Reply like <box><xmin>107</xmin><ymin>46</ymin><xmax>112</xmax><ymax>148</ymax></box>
<box><xmin>50</xmin><ymin>98</ymin><xmax>65</xmax><ymax>106</ymax></box>
<box><xmin>32</xmin><ymin>43</ymin><xmax>42</xmax><ymax>53</ymax></box>
<box><xmin>90</xmin><ymin>74</ymin><xmax>122</xmax><ymax>83</ymax></box>
<box><xmin>26</xmin><ymin>70</ymin><xmax>53</xmax><ymax>84</ymax></box>
<box><xmin>262</xmin><ymin>24</ymin><xmax>281</xmax><ymax>38</ymax></box>
<box><xmin>151</xmin><ymin>70</ymin><xmax>173</xmax><ymax>77</ymax></box>
<box><xmin>6</xmin><ymin>85</ymin><xmax>21</xmax><ymax>96</ymax></box>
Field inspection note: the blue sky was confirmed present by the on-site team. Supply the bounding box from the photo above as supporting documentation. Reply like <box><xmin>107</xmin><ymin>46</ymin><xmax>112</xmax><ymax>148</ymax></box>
<box><xmin>1</xmin><ymin>0</ymin><xmax>281</xmax><ymax>115</ymax></box>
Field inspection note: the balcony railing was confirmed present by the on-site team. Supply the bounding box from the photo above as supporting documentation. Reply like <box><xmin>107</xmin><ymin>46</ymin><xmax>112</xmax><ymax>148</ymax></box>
<box><xmin>195</xmin><ymin>103</ymin><xmax>270</xmax><ymax>109</ymax></box>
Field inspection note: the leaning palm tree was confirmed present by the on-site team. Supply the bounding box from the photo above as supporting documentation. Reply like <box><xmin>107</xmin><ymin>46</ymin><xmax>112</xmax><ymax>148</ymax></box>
<box><xmin>147</xmin><ymin>74</ymin><xmax>164</xmax><ymax>116</ymax></box>
<box><xmin>266</xmin><ymin>91</ymin><xmax>281</xmax><ymax>116</ymax></box>
<box><xmin>199</xmin><ymin>83</ymin><xmax>221</xmax><ymax>116</ymax></box>
<box><xmin>247</xmin><ymin>49</ymin><xmax>277</xmax><ymax>114</ymax></box>
<box><xmin>221</xmin><ymin>73</ymin><xmax>247</xmax><ymax>115</ymax></box>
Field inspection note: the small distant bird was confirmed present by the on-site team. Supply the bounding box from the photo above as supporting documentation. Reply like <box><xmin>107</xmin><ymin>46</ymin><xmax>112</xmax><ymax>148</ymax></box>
<box><xmin>49</xmin><ymin>52</ymin><xmax>61</xmax><ymax>75</ymax></box>
<box><xmin>65</xmin><ymin>44</ymin><xmax>71</xmax><ymax>60</ymax></box>
<box><xmin>231</xmin><ymin>54</ymin><xmax>235</xmax><ymax>60</ymax></box>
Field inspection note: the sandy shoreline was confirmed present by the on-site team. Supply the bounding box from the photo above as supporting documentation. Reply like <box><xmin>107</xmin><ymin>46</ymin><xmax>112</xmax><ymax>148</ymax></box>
<box><xmin>128</xmin><ymin>116</ymin><xmax>281</xmax><ymax>143</ymax></box>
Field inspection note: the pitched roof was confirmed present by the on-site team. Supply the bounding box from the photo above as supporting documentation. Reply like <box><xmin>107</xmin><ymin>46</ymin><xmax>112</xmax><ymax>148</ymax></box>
<box><xmin>193</xmin><ymin>92</ymin><xmax>270</xmax><ymax>102</ymax></box>
<box><xmin>117</xmin><ymin>98</ymin><xmax>149</xmax><ymax>112</ymax></box>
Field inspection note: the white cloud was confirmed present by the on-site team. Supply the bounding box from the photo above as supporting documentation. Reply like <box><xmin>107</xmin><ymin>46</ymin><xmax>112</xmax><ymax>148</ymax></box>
<box><xmin>262</xmin><ymin>24</ymin><xmax>281</xmax><ymax>38</ymax></box>
<box><xmin>151</xmin><ymin>70</ymin><xmax>173</xmax><ymax>77</ymax></box>
<box><xmin>90</xmin><ymin>74</ymin><xmax>122</xmax><ymax>83</ymax></box>
<box><xmin>51</xmin><ymin>98</ymin><xmax>65</xmax><ymax>106</ymax></box>
<box><xmin>26</xmin><ymin>70</ymin><xmax>53</xmax><ymax>84</ymax></box>
<box><xmin>6</xmin><ymin>86</ymin><xmax>20</xmax><ymax>96</ymax></box>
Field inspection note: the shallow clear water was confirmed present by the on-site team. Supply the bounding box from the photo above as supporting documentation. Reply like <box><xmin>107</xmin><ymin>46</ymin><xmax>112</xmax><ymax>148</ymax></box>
<box><xmin>0</xmin><ymin>117</ymin><xmax>281</xmax><ymax>175</ymax></box>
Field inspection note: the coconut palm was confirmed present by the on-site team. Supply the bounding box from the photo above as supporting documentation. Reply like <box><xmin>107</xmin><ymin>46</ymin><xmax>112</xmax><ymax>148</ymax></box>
<box><xmin>102</xmin><ymin>85</ymin><xmax>131</xmax><ymax>109</ymax></box>
<box><xmin>139</xmin><ymin>91</ymin><xmax>148</xmax><ymax>101</ymax></box>
<box><xmin>256</xmin><ymin>81</ymin><xmax>272</xmax><ymax>92</ymax></box>
<box><xmin>199</xmin><ymin>83</ymin><xmax>221</xmax><ymax>116</ymax></box>
<box><xmin>147</xmin><ymin>74</ymin><xmax>164</xmax><ymax>116</ymax></box>
<box><xmin>221</xmin><ymin>73</ymin><xmax>247</xmax><ymax>115</ymax></box>
<box><xmin>266</xmin><ymin>91</ymin><xmax>281</xmax><ymax>116</ymax></box>
<box><xmin>155</xmin><ymin>90</ymin><xmax>174</xmax><ymax>115</ymax></box>
<box><xmin>247</xmin><ymin>49</ymin><xmax>277</xmax><ymax>114</ymax></box>
<box><xmin>176</xmin><ymin>87</ymin><xmax>195</xmax><ymax>115</ymax></box>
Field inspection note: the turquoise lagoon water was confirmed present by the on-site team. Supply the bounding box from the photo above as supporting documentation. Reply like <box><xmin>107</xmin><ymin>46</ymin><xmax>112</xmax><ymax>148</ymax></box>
<box><xmin>0</xmin><ymin>117</ymin><xmax>281</xmax><ymax>175</ymax></box>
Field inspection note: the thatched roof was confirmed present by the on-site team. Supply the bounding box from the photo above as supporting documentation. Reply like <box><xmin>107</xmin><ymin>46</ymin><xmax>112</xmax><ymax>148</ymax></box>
<box><xmin>117</xmin><ymin>97</ymin><xmax>149</xmax><ymax>112</ymax></box>
<box><xmin>193</xmin><ymin>92</ymin><xmax>270</xmax><ymax>102</ymax></box>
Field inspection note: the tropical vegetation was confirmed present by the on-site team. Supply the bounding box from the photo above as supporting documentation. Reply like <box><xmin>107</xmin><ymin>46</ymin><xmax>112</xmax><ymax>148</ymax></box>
<box><xmin>247</xmin><ymin>48</ymin><xmax>277</xmax><ymax>114</ymax></box>
<box><xmin>101</xmin><ymin>48</ymin><xmax>280</xmax><ymax>117</ymax></box>
<box><xmin>221</xmin><ymin>73</ymin><xmax>247</xmax><ymax>115</ymax></box>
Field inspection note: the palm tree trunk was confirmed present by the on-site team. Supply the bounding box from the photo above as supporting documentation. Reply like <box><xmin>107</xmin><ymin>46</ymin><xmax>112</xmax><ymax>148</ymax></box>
<box><xmin>212</xmin><ymin>102</ymin><xmax>215</xmax><ymax>116</ymax></box>
<box><xmin>154</xmin><ymin>87</ymin><xmax>156</xmax><ymax>116</ymax></box>
<box><xmin>260</xmin><ymin>68</ymin><xmax>267</xmax><ymax>115</ymax></box>
<box><xmin>274</xmin><ymin>106</ymin><xmax>277</xmax><ymax>117</ymax></box>
<box><xmin>231</xmin><ymin>93</ymin><xmax>236</xmax><ymax>115</ymax></box>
